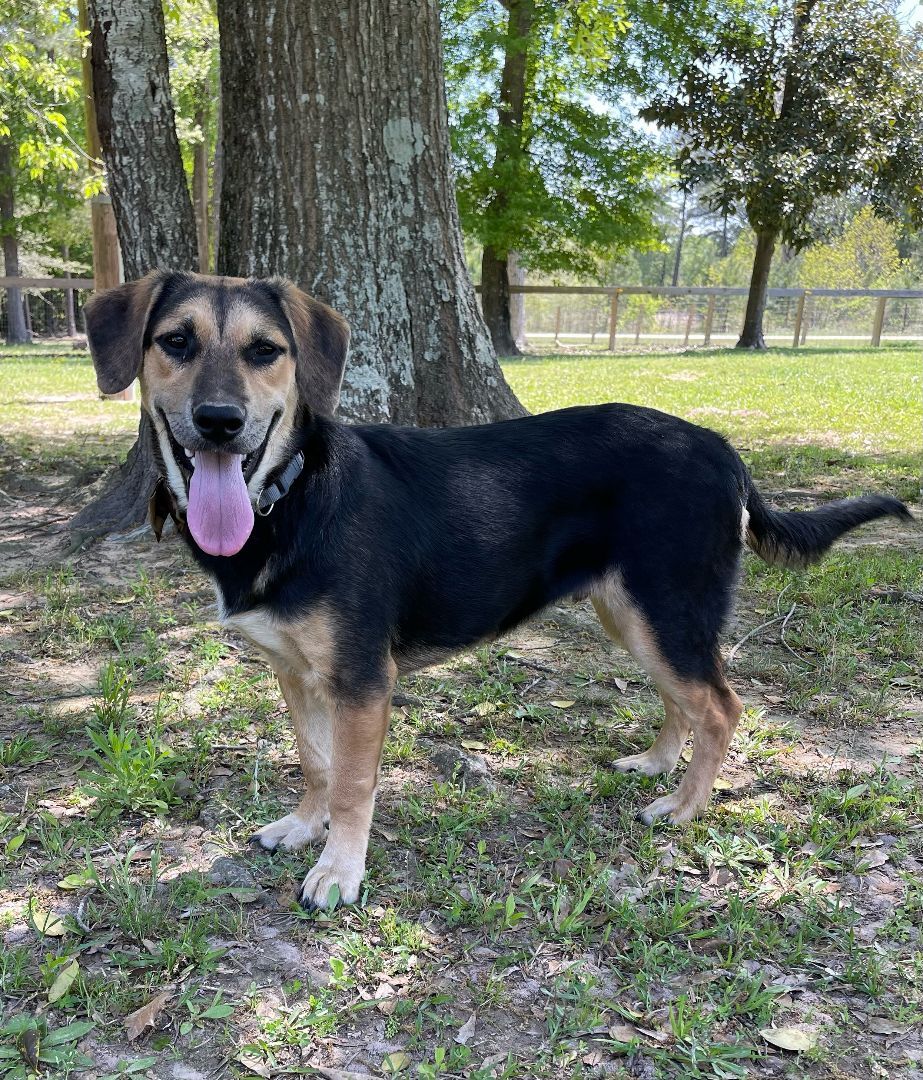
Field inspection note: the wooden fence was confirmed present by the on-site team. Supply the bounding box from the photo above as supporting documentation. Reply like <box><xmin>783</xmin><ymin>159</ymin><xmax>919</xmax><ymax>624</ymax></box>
<box><xmin>481</xmin><ymin>284</ymin><xmax>923</xmax><ymax>348</ymax></box>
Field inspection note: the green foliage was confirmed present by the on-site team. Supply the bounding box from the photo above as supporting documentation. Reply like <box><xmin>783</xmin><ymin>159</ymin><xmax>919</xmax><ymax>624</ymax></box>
<box><xmin>801</xmin><ymin>206</ymin><xmax>906</xmax><ymax>289</ymax></box>
<box><xmin>644</xmin><ymin>1</ymin><xmax>923</xmax><ymax>250</ymax></box>
<box><xmin>445</xmin><ymin>0</ymin><xmax>672</xmax><ymax>275</ymax></box>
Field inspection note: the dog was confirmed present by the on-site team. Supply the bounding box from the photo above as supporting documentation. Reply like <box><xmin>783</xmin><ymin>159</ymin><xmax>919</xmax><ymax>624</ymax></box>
<box><xmin>83</xmin><ymin>271</ymin><xmax>911</xmax><ymax>909</ymax></box>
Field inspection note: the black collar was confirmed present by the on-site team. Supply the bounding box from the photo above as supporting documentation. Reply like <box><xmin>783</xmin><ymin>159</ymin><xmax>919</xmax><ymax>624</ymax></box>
<box><xmin>256</xmin><ymin>450</ymin><xmax>305</xmax><ymax>516</ymax></box>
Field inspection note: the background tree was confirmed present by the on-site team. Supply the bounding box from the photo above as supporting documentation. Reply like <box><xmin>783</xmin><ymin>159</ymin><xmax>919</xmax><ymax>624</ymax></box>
<box><xmin>71</xmin><ymin>0</ymin><xmax>199</xmax><ymax>538</ymax></box>
<box><xmin>0</xmin><ymin>2</ymin><xmax>82</xmax><ymax>344</ymax></box>
<box><xmin>217</xmin><ymin>0</ymin><xmax>522</xmax><ymax>426</ymax></box>
<box><xmin>446</xmin><ymin>0</ymin><xmax>666</xmax><ymax>354</ymax></box>
<box><xmin>644</xmin><ymin>0</ymin><xmax>923</xmax><ymax>348</ymax></box>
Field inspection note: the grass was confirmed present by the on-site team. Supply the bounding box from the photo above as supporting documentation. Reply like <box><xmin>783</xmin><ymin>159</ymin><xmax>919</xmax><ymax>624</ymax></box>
<box><xmin>0</xmin><ymin>340</ymin><xmax>920</xmax><ymax>1077</ymax></box>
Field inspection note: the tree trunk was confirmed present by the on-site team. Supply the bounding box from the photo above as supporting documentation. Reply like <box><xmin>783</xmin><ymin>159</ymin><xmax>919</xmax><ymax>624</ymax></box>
<box><xmin>736</xmin><ymin>230</ymin><xmax>776</xmax><ymax>349</ymax></box>
<box><xmin>72</xmin><ymin>0</ymin><xmax>200</xmax><ymax>540</ymax></box>
<box><xmin>0</xmin><ymin>139</ymin><xmax>30</xmax><ymax>346</ymax></box>
<box><xmin>211</xmin><ymin>67</ymin><xmax>223</xmax><ymax>271</ymax></box>
<box><xmin>217</xmin><ymin>0</ymin><xmax>522</xmax><ymax>425</ymax></box>
<box><xmin>193</xmin><ymin>107</ymin><xmax>209</xmax><ymax>272</ymax></box>
<box><xmin>508</xmin><ymin>250</ymin><xmax>527</xmax><ymax>346</ymax></box>
<box><xmin>671</xmin><ymin>190</ymin><xmax>688</xmax><ymax>287</ymax></box>
<box><xmin>87</xmin><ymin>0</ymin><xmax>199</xmax><ymax>280</ymax></box>
<box><xmin>480</xmin><ymin>0</ymin><xmax>532</xmax><ymax>358</ymax></box>
<box><xmin>481</xmin><ymin>246</ymin><xmax>521</xmax><ymax>356</ymax></box>
<box><xmin>62</xmin><ymin>245</ymin><xmax>78</xmax><ymax>336</ymax></box>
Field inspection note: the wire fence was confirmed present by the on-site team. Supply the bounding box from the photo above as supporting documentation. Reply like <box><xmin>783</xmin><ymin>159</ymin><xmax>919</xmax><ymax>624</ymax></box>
<box><xmin>497</xmin><ymin>285</ymin><xmax>923</xmax><ymax>350</ymax></box>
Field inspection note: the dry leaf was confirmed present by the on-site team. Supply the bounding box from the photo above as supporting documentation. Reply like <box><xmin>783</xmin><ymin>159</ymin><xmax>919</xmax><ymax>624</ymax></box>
<box><xmin>760</xmin><ymin>1025</ymin><xmax>817</xmax><ymax>1052</ymax></box>
<box><xmin>614</xmin><ymin>678</ymin><xmax>629</xmax><ymax>692</ymax></box>
<box><xmin>124</xmin><ymin>989</ymin><xmax>174</xmax><ymax>1041</ymax></box>
<box><xmin>381</xmin><ymin>1050</ymin><xmax>411</xmax><ymax>1073</ymax></box>
<box><xmin>461</xmin><ymin>739</ymin><xmax>488</xmax><ymax>751</ymax></box>
<box><xmin>549</xmin><ymin>700</ymin><xmax>575</xmax><ymax>709</ymax></box>
<box><xmin>608</xmin><ymin>1022</ymin><xmax>640</xmax><ymax>1043</ymax></box>
<box><xmin>48</xmin><ymin>959</ymin><xmax>79</xmax><ymax>1003</ymax></box>
<box><xmin>32</xmin><ymin>908</ymin><xmax>67</xmax><ymax>937</ymax></box>
<box><xmin>857</xmin><ymin>849</ymin><xmax>889</xmax><ymax>870</ymax></box>
<box><xmin>867</xmin><ymin>1016</ymin><xmax>910</xmax><ymax>1036</ymax></box>
<box><xmin>472</xmin><ymin>702</ymin><xmax>497</xmax><ymax>716</ymax></box>
<box><xmin>236</xmin><ymin>1054</ymin><xmax>271</xmax><ymax>1078</ymax></box>
<box><xmin>456</xmin><ymin>1013</ymin><xmax>476</xmax><ymax>1045</ymax></box>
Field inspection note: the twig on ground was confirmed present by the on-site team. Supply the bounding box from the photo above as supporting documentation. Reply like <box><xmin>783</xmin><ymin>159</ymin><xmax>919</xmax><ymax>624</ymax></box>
<box><xmin>727</xmin><ymin>608</ymin><xmax>793</xmax><ymax>666</ymax></box>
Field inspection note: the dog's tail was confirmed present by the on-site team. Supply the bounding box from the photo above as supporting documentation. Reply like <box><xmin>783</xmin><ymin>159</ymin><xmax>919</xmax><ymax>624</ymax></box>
<box><xmin>744</xmin><ymin>482</ymin><xmax>912</xmax><ymax>569</ymax></box>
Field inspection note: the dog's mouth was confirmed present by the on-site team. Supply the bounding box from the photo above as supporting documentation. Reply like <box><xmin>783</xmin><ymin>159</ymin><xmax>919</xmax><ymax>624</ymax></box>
<box><xmin>159</xmin><ymin>410</ymin><xmax>280</xmax><ymax>558</ymax></box>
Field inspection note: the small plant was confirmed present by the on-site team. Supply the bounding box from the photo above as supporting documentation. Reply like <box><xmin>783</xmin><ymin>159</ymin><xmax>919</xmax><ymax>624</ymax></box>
<box><xmin>0</xmin><ymin>736</ymin><xmax>45</xmax><ymax>769</ymax></box>
<box><xmin>82</xmin><ymin>722</ymin><xmax>180</xmax><ymax>817</ymax></box>
<box><xmin>178</xmin><ymin>990</ymin><xmax>235</xmax><ymax>1035</ymax></box>
<box><xmin>0</xmin><ymin>1016</ymin><xmax>93</xmax><ymax>1079</ymax></box>
<box><xmin>93</xmin><ymin>661</ymin><xmax>133</xmax><ymax>727</ymax></box>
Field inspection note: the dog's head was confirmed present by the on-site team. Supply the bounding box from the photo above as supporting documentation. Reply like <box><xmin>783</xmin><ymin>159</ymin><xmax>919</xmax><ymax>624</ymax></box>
<box><xmin>84</xmin><ymin>271</ymin><xmax>349</xmax><ymax>557</ymax></box>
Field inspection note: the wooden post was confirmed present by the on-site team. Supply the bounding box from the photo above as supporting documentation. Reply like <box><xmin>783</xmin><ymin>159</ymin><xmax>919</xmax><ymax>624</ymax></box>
<box><xmin>683</xmin><ymin>302</ymin><xmax>695</xmax><ymax>346</ymax></box>
<box><xmin>871</xmin><ymin>296</ymin><xmax>887</xmax><ymax>346</ymax></box>
<box><xmin>553</xmin><ymin>305</ymin><xmax>562</xmax><ymax>345</ymax></box>
<box><xmin>607</xmin><ymin>289</ymin><xmax>620</xmax><ymax>351</ymax></box>
<box><xmin>703</xmin><ymin>294</ymin><xmax>715</xmax><ymax>346</ymax></box>
<box><xmin>79</xmin><ymin>0</ymin><xmax>130</xmax><ymax>398</ymax></box>
<box><xmin>634</xmin><ymin>310</ymin><xmax>642</xmax><ymax>345</ymax></box>
<box><xmin>792</xmin><ymin>290</ymin><xmax>806</xmax><ymax>348</ymax></box>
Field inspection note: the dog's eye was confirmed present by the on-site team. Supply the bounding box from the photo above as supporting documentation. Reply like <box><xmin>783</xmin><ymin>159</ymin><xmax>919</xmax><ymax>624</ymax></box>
<box><xmin>249</xmin><ymin>341</ymin><xmax>281</xmax><ymax>362</ymax></box>
<box><xmin>160</xmin><ymin>332</ymin><xmax>188</xmax><ymax>353</ymax></box>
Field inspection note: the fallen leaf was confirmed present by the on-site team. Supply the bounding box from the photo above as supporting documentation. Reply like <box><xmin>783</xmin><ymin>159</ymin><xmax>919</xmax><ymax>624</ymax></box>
<box><xmin>760</xmin><ymin>1026</ymin><xmax>817</xmax><ymax>1052</ymax></box>
<box><xmin>377</xmin><ymin>997</ymin><xmax>397</xmax><ymax>1015</ymax></box>
<box><xmin>229</xmin><ymin>888</ymin><xmax>263</xmax><ymax>903</ymax></box>
<box><xmin>608</xmin><ymin>1022</ymin><xmax>640</xmax><ymax>1043</ymax></box>
<box><xmin>867</xmin><ymin>1016</ymin><xmax>910</xmax><ymax>1036</ymax></box>
<box><xmin>461</xmin><ymin>739</ymin><xmax>488</xmax><ymax>751</ymax></box>
<box><xmin>614</xmin><ymin>678</ymin><xmax>629</xmax><ymax>692</ymax></box>
<box><xmin>549</xmin><ymin>700</ymin><xmax>575</xmax><ymax>709</ymax></box>
<box><xmin>57</xmin><ymin>870</ymin><xmax>94</xmax><ymax>891</ymax></box>
<box><xmin>124</xmin><ymin>989</ymin><xmax>174</xmax><ymax>1041</ymax></box>
<box><xmin>472</xmin><ymin>702</ymin><xmax>496</xmax><ymax>716</ymax></box>
<box><xmin>32</xmin><ymin>908</ymin><xmax>68</xmax><ymax>937</ymax></box>
<box><xmin>236</xmin><ymin>1054</ymin><xmax>271</xmax><ymax>1078</ymax></box>
<box><xmin>857</xmin><ymin>849</ymin><xmax>889</xmax><ymax>871</ymax></box>
<box><xmin>48</xmin><ymin>960</ymin><xmax>80</xmax><ymax>1003</ymax></box>
<box><xmin>381</xmin><ymin>1050</ymin><xmax>411</xmax><ymax>1073</ymax></box>
<box><xmin>456</xmin><ymin>1013</ymin><xmax>476</xmax><ymax>1045</ymax></box>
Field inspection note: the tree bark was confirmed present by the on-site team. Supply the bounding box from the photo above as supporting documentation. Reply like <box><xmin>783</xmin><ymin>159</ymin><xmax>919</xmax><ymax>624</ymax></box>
<box><xmin>480</xmin><ymin>0</ymin><xmax>533</xmax><ymax>358</ymax></box>
<box><xmin>217</xmin><ymin>0</ymin><xmax>523</xmax><ymax>425</ymax></box>
<box><xmin>0</xmin><ymin>139</ymin><xmax>30</xmax><ymax>345</ymax></box>
<box><xmin>62</xmin><ymin>245</ymin><xmax>78</xmax><ymax>336</ymax></box>
<box><xmin>736</xmin><ymin>229</ymin><xmax>776</xmax><ymax>349</ymax></box>
<box><xmin>671</xmin><ymin>190</ymin><xmax>688</xmax><ymax>287</ymax></box>
<box><xmin>193</xmin><ymin>107</ymin><xmax>209</xmax><ymax>272</ymax></box>
<box><xmin>72</xmin><ymin>0</ymin><xmax>200</xmax><ymax>539</ymax></box>
<box><xmin>86</xmin><ymin>0</ymin><xmax>199</xmax><ymax>280</ymax></box>
<box><xmin>508</xmin><ymin>250</ymin><xmax>527</xmax><ymax>346</ymax></box>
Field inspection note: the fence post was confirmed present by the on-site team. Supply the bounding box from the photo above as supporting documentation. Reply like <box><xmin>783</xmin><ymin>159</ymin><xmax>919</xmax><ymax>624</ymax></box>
<box><xmin>683</xmin><ymin>303</ymin><xmax>696</xmax><ymax>346</ymax></box>
<box><xmin>703</xmin><ymin>294</ymin><xmax>715</xmax><ymax>346</ymax></box>
<box><xmin>607</xmin><ymin>289</ymin><xmax>620</xmax><ymax>351</ymax></box>
<box><xmin>792</xmin><ymin>290</ymin><xmax>806</xmax><ymax>348</ymax></box>
<box><xmin>553</xmin><ymin>305</ymin><xmax>562</xmax><ymax>345</ymax></box>
<box><xmin>870</xmin><ymin>296</ymin><xmax>887</xmax><ymax>346</ymax></box>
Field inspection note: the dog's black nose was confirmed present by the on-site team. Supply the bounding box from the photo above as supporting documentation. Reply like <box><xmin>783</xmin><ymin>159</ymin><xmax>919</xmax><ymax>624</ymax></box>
<box><xmin>192</xmin><ymin>403</ymin><xmax>246</xmax><ymax>444</ymax></box>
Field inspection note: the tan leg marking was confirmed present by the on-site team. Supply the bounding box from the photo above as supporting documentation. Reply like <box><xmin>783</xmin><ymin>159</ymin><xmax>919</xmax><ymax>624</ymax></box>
<box><xmin>639</xmin><ymin>680</ymin><xmax>742</xmax><ymax>824</ymax></box>
<box><xmin>298</xmin><ymin>661</ymin><xmax>396</xmax><ymax>909</ymax></box>
<box><xmin>591</xmin><ymin>572</ymin><xmax>741</xmax><ymax>821</ymax></box>
<box><xmin>251</xmin><ymin>669</ymin><xmax>331</xmax><ymax>851</ymax></box>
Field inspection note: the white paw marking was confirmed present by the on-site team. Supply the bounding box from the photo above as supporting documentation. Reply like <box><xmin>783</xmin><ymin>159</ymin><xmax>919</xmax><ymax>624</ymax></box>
<box><xmin>252</xmin><ymin>812</ymin><xmax>327</xmax><ymax>852</ymax></box>
<box><xmin>612</xmin><ymin>751</ymin><xmax>676</xmax><ymax>778</ymax></box>
<box><xmin>298</xmin><ymin>843</ymin><xmax>366</xmax><ymax>908</ymax></box>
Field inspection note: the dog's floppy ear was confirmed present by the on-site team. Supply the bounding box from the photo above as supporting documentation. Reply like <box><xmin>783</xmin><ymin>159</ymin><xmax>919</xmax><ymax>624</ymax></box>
<box><xmin>83</xmin><ymin>272</ymin><xmax>167</xmax><ymax>395</ymax></box>
<box><xmin>274</xmin><ymin>280</ymin><xmax>350</xmax><ymax>416</ymax></box>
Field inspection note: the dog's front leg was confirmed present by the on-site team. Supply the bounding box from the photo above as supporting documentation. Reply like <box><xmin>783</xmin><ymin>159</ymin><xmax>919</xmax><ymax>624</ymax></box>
<box><xmin>252</xmin><ymin>670</ymin><xmax>331</xmax><ymax>851</ymax></box>
<box><xmin>298</xmin><ymin>664</ymin><xmax>395</xmax><ymax>909</ymax></box>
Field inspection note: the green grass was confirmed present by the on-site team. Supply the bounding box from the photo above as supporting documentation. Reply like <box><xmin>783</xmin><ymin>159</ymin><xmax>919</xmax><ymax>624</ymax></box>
<box><xmin>502</xmin><ymin>342</ymin><xmax>922</xmax><ymax>454</ymax></box>
<box><xmin>0</xmin><ymin>341</ymin><xmax>920</xmax><ymax>1078</ymax></box>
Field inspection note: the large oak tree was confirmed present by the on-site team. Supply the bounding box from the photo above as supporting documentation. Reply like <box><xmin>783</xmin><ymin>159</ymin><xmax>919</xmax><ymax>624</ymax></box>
<box><xmin>217</xmin><ymin>0</ymin><xmax>522</xmax><ymax>426</ymax></box>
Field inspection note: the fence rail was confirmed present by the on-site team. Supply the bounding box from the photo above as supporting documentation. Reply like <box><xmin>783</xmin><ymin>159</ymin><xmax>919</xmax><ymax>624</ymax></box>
<box><xmin>474</xmin><ymin>284</ymin><xmax>923</xmax><ymax>349</ymax></box>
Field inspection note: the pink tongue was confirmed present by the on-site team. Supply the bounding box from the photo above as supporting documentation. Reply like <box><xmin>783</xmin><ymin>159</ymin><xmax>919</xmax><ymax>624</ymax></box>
<box><xmin>187</xmin><ymin>451</ymin><xmax>255</xmax><ymax>557</ymax></box>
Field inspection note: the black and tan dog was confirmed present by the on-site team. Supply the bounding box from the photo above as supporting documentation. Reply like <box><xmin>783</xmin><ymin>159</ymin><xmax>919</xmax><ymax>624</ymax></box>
<box><xmin>84</xmin><ymin>271</ymin><xmax>911</xmax><ymax>908</ymax></box>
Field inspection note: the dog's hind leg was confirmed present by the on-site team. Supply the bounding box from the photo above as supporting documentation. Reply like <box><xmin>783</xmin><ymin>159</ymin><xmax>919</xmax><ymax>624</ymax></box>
<box><xmin>591</xmin><ymin>572</ymin><xmax>742</xmax><ymax>823</ymax></box>
<box><xmin>252</xmin><ymin>670</ymin><xmax>332</xmax><ymax>852</ymax></box>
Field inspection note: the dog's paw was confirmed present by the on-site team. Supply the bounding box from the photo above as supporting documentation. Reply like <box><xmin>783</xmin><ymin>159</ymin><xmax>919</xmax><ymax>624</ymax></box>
<box><xmin>612</xmin><ymin>750</ymin><xmax>677</xmax><ymax>778</ymax></box>
<box><xmin>638</xmin><ymin>792</ymin><xmax>702</xmax><ymax>826</ymax></box>
<box><xmin>297</xmin><ymin>846</ymin><xmax>365</xmax><ymax>910</ymax></box>
<box><xmin>251</xmin><ymin>812</ymin><xmax>327</xmax><ymax>852</ymax></box>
